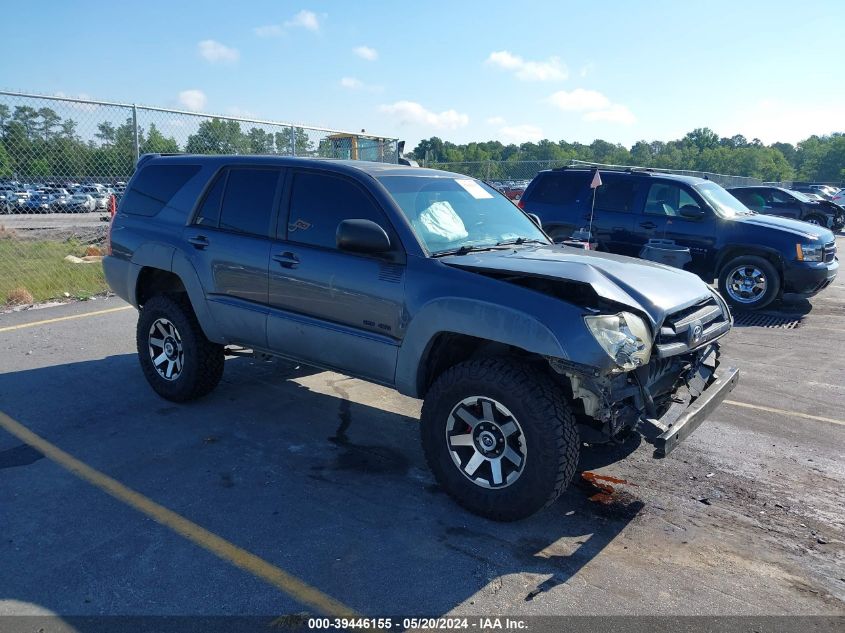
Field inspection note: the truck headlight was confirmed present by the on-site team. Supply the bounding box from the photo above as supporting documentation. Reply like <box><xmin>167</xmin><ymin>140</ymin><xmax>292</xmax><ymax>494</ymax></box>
<box><xmin>584</xmin><ymin>311</ymin><xmax>652</xmax><ymax>372</ymax></box>
<box><xmin>796</xmin><ymin>243</ymin><xmax>823</xmax><ymax>262</ymax></box>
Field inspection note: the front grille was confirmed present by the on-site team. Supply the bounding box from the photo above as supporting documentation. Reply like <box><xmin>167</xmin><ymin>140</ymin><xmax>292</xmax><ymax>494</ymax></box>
<box><xmin>655</xmin><ymin>296</ymin><xmax>730</xmax><ymax>358</ymax></box>
<box><xmin>823</xmin><ymin>241</ymin><xmax>836</xmax><ymax>263</ymax></box>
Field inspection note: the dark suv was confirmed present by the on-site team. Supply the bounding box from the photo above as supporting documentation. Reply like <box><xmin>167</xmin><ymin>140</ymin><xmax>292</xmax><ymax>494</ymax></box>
<box><xmin>521</xmin><ymin>168</ymin><xmax>838</xmax><ymax>310</ymax></box>
<box><xmin>105</xmin><ymin>155</ymin><xmax>739</xmax><ymax>521</ymax></box>
<box><xmin>727</xmin><ymin>186</ymin><xmax>844</xmax><ymax>231</ymax></box>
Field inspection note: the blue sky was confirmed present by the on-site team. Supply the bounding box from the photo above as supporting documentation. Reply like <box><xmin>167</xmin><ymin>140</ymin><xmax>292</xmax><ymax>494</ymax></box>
<box><xmin>2</xmin><ymin>0</ymin><xmax>844</xmax><ymax>148</ymax></box>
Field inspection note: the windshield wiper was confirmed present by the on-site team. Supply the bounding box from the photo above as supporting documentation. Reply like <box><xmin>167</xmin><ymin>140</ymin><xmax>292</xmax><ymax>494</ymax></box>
<box><xmin>495</xmin><ymin>237</ymin><xmax>547</xmax><ymax>247</ymax></box>
<box><xmin>432</xmin><ymin>244</ymin><xmax>503</xmax><ymax>257</ymax></box>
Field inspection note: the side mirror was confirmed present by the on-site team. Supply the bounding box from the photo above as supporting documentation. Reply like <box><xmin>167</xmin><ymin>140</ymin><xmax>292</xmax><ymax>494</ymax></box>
<box><xmin>527</xmin><ymin>213</ymin><xmax>542</xmax><ymax>228</ymax></box>
<box><xmin>679</xmin><ymin>205</ymin><xmax>706</xmax><ymax>220</ymax></box>
<box><xmin>336</xmin><ymin>219</ymin><xmax>391</xmax><ymax>254</ymax></box>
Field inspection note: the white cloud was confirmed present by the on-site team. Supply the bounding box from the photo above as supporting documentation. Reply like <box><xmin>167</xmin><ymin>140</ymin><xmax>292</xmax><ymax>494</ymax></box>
<box><xmin>340</xmin><ymin>77</ymin><xmax>364</xmax><ymax>90</ymax></box>
<box><xmin>254</xmin><ymin>24</ymin><xmax>284</xmax><ymax>37</ymax></box>
<box><xmin>546</xmin><ymin>88</ymin><xmax>610</xmax><ymax>111</ymax></box>
<box><xmin>285</xmin><ymin>9</ymin><xmax>320</xmax><ymax>31</ymax></box>
<box><xmin>378</xmin><ymin>101</ymin><xmax>469</xmax><ymax>130</ymax></box>
<box><xmin>353</xmin><ymin>45</ymin><xmax>378</xmax><ymax>61</ymax></box>
<box><xmin>486</xmin><ymin>116</ymin><xmax>506</xmax><ymax>126</ymax></box>
<box><xmin>178</xmin><ymin>89</ymin><xmax>207</xmax><ymax>112</ymax></box>
<box><xmin>545</xmin><ymin>88</ymin><xmax>635</xmax><ymax>125</ymax></box>
<box><xmin>226</xmin><ymin>106</ymin><xmax>256</xmax><ymax>118</ymax></box>
<box><xmin>198</xmin><ymin>39</ymin><xmax>239</xmax><ymax>64</ymax></box>
<box><xmin>583</xmin><ymin>104</ymin><xmax>636</xmax><ymax>125</ymax></box>
<box><xmin>339</xmin><ymin>77</ymin><xmax>383</xmax><ymax>93</ymax></box>
<box><xmin>499</xmin><ymin>124</ymin><xmax>544</xmax><ymax>143</ymax></box>
<box><xmin>719</xmin><ymin>99</ymin><xmax>845</xmax><ymax>144</ymax></box>
<box><xmin>486</xmin><ymin>50</ymin><xmax>568</xmax><ymax>82</ymax></box>
<box><xmin>255</xmin><ymin>9</ymin><xmax>321</xmax><ymax>37</ymax></box>
<box><xmin>53</xmin><ymin>91</ymin><xmax>96</xmax><ymax>111</ymax></box>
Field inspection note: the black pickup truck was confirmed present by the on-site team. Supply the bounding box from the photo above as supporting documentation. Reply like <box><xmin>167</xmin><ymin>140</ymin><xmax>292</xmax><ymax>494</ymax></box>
<box><xmin>104</xmin><ymin>155</ymin><xmax>738</xmax><ymax>520</ymax></box>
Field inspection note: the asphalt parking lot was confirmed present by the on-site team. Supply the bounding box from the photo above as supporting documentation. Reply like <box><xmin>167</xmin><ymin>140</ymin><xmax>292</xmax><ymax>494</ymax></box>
<box><xmin>1</xmin><ymin>237</ymin><xmax>843</xmax><ymax>622</ymax></box>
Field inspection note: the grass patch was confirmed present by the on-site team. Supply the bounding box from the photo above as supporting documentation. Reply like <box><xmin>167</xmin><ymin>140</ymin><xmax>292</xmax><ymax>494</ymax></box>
<box><xmin>0</xmin><ymin>238</ymin><xmax>108</xmax><ymax>305</ymax></box>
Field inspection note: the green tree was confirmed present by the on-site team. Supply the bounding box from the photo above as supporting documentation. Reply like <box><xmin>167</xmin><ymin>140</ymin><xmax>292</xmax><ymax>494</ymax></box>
<box><xmin>186</xmin><ymin>119</ymin><xmax>248</xmax><ymax>154</ymax></box>
<box><xmin>0</xmin><ymin>141</ymin><xmax>12</xmax><ymax>177</ymax></box>
<box><xmin>273</xmin><ymin>127</ymin><xmax>315</xmax><ymax>156</ymax></box>
<box><xmin>141</xmin><ymin>123</ymin><xmax>179</xmax><ymax>154</ymax></box>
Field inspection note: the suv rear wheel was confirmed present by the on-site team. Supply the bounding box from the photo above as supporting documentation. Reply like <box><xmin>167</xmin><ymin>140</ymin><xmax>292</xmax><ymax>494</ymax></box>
<box><xmin>137</xmin><ymin>294</ymin><xmax>224</xmax><ymax>402</ymax></box>
<box><xmin>421</xmin><ymin>358</ymin><xmax>579</xmax><ymax>521</ymax></box>
<box><xmin>718</xmin><ymin>255</ymin><xmax>780</xmax><ymax>311</ymax></box>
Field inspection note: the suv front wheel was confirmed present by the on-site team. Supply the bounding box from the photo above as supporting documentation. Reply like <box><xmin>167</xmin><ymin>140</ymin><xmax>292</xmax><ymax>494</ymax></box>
<box><xmin>136</xmin><ymin>294</ymin><xmax>224</xmax><ymax>402</ymax></box>
<box><xmin>421</xmin><ymin>358</ymin><xmax>579</xmax><ymax>521</ymax></box>
<box><xmin>718</xmin><ymin>255</ymin><xmax>780</xmax><ymax>311</ymax></box>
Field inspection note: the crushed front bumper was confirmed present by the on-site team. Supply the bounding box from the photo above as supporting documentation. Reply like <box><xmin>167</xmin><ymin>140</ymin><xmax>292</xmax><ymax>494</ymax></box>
<box><xmin>652</xmin><ymin>365</ymin><xmax>739</xmax><ymax>457</ymax></box>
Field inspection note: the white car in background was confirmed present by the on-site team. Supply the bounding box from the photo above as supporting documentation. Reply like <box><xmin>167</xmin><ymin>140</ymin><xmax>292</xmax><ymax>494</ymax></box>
<box><xmin>68</xmin><ymin>193</ymin><xmax>96</xmax><ymax>213</ymax></box>
<box><xmin>75</xmin><ymin>185</ymin><xmax>110</xmax><ymax>209</ymax></box>
<box><xmin>831</xmin><ymin>188</ymin><xmax>845</xmax><ymax>208</ymax></box>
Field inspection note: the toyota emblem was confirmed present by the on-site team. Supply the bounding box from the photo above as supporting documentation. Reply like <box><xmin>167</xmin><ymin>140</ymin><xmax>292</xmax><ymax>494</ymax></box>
<box><xmin>689</xmin><ymin>322</ymin><xmax>704</xmax><ymax>345</ymax></box>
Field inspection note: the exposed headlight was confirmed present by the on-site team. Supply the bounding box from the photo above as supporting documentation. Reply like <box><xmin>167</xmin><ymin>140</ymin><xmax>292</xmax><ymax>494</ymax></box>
<box><xmin>584</xmin><ymin>311</ymin><xmax>652</xmax><ymax>372</ymax></box>
<box><xmin>796</xmin><ymin>243</ymin><xmax>824</xmax><ymax>262</ymax></box>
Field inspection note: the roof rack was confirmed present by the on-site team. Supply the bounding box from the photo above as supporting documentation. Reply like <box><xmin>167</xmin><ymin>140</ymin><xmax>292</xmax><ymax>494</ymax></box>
<box><xmin>554</xmin><ymin>160</ymin><xmax>657</xmax><ymax>175</ymax></box>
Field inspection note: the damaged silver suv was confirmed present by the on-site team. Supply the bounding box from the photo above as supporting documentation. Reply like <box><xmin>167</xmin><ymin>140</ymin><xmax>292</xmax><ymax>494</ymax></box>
<box><xmin>104</xmin><ymin>155</ymin><xmax>739</xmax><ymax>521</ymax></box>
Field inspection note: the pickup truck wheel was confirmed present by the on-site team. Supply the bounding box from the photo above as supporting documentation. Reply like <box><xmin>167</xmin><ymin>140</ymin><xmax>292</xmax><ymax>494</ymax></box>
<box><xmin>421</xmin><ymin>359</ymin><xmax>579</xmax><ymax>521</ymax></box>
<box><xmin>718</xmin><ymin>255</ymin><xmax>780</xmax><ymax>311</ymax></box>
<box><xmin>136</xmin><ymin>294</ymin><xmax>224</xmax><ymax>402</ymax></box>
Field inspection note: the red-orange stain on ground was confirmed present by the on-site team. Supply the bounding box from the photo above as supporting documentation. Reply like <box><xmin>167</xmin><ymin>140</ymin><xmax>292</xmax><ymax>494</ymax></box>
<box><xmin>580</xmin><ymin>471</ymin><xmax>638</xmax><ymax>504</ymax></box>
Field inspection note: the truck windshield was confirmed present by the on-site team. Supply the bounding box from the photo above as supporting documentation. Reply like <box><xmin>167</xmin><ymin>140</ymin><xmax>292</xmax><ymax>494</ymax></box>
<box><xmin>695</xmin><ymin>182</ymin><xmax>755</xmax><ymax>218</ymax></box>
<box><xmin>377</xmin><ymin>175</ymin><xmax>549</xmax><ymax>255</ymax></box>
<box><xmin>786</xmin><ymin>189</ymin><xmax>812</xmax><ymax>202</ymax></box>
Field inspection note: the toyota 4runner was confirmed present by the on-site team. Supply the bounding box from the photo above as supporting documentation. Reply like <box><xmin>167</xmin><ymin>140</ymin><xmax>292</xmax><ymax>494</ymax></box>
<box><xmin>105</xmin><ymin>155</ymin><xmax>739</xmax><ymax>521</ymax></box>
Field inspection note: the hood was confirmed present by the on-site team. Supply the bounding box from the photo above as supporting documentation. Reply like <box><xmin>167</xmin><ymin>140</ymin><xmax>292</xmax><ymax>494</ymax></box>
<box><xmin>732</xmin><ymin>213</ymin><xmax>834</xmax><ymax>241</ymax></box>
<box><xmin>810</xmin><ymin>199</ymin><xmax>843</xmax><ymax>214</ymax></box>
<box><xmin>440</xmin><ymin>245</ymin><xmax>715</xmax><ymax>326</ymax></box>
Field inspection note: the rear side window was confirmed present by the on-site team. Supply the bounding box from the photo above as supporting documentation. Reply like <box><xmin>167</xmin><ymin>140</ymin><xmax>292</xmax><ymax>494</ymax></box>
<box><xmin>121</xmin><ymin>164</ymin><xmax>200</xmax><ymax>216</ymax></box>
<box><xmin>286</xmin><ymin>171</ymin><xmax>389</xmax><ymax>250</ymax></box>
<box><xmin>218</xmin><ymin>168</ymin><xmax>281</xmax><ymax>236</ymax></box>
<box><xmin>595</xmin><ymin>178</ymin><xmax>637</xmax><ymax>213</ymax></box>
<box><xmin>194</xmin><ymin>171</ymin><xmax>227</xmax><ymax>227</ymax></box>
<box><xmin>528</xmin><ymin>172</ymin><xmax>588</xmax><ymax>204</ymax></box>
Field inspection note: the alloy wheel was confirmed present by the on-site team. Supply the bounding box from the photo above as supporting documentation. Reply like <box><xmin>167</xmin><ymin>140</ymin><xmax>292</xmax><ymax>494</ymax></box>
<box><xmin>726</xmin><ymin>265</ymin><xmax>768</xmax><ymax>304</ymax></box>
<box><xmin>445</xmin><ymin>396</ymin><xmax>527</xmax><ymax>489</ymax></box>
<box><xmin>148</xmin><ymin>318</ymin><xmax>184</xmax><ymax>381</ymax></box>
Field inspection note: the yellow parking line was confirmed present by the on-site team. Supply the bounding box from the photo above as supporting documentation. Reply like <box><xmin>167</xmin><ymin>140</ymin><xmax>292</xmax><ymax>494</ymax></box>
<box><xmin>0</xmin><ymin>410</ymin><xmax>359</xmax><ymax>618</ymax></box>
<box><xmin>724</xmin><ymin>400</ymin><xmax>845</xmax><ymax>427</ymax></box>
<box><xmin>0</xmin><ymin>306</ymin><xmax>133</xmax><ymax>333</ymax></box>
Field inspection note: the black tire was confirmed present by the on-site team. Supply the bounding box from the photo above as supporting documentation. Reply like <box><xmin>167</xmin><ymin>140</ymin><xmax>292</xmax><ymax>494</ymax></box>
<box><xmin>718</xmin><ymin>255</ymin><xmax>780</xmax><ymax>311</ymax></box>
<box><xmin>421</xmin><ymin>358</ymin><xmax>579</xmax><ymax>521</ymax></box>
<box><xmin>136</xmin><ymin>294</ymin><xmax>224</xmax><ymax>402</ymax></box>
<box><xmin>805</xmin><ymin>214</ymin><xmax>828</xmax><ymax>227</ymax></box>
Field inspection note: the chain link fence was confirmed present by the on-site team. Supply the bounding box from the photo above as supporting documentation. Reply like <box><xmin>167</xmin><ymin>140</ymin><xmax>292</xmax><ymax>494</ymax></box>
<box><xmin>429</xmin><ymin>159</ymin><xmax>767</xmax><ymax>190</ymax></box>
<box><xmin>0</xmin><ymin>90</ymin><xmax>399</xmax><ymax>307</ymax></box>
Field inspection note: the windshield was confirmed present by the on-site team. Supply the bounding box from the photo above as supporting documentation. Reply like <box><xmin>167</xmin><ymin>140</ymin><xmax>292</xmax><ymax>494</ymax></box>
<box><xmin>784</xmin><ymin>189</ymin><xmax>812</xmax><ymax>202</ymax></box>
<box><xmin>377</xmin><ymin>175</ymin><xmax>549</xmax><ymax>254</ymax></box>
<box><xmin>695</xmin><ymin>182</ymin><xmax>755</xmax><ymax>218</ymax></box>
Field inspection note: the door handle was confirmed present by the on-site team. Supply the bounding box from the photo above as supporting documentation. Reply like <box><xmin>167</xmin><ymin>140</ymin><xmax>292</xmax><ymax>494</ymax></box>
<box><xmin>273</xmin><ymin>251</ymin><xmax>299</xmax><ymax>268</ymax></box>
<box><xmin>639</xmin><ymin>221</ymin><xmax>657</xmax><ymax>230</ymax></box>
<box><xmin>188</xmin><ymin>235</ymin><xmax>209</xmax><ymax>249</ymax></box>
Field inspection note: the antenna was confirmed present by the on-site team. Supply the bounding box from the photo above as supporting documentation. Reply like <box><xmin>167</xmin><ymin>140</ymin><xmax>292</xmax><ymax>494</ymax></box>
<box><xmin>586</xmin><ymin>168</ymin><xmax>602</xmax><ymax>247</ymax></box>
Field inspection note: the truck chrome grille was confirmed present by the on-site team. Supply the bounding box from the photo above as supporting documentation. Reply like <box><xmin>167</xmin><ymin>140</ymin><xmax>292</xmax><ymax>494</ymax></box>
<box><xmin>823</xmin><ymin>241</ymin><xmax>836</xmax><ymax>264</ymax></box>
<box><xmin>655</xmin><ymin>296</ymin><xmax>730</xmax><ymax>359</ymax></box>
